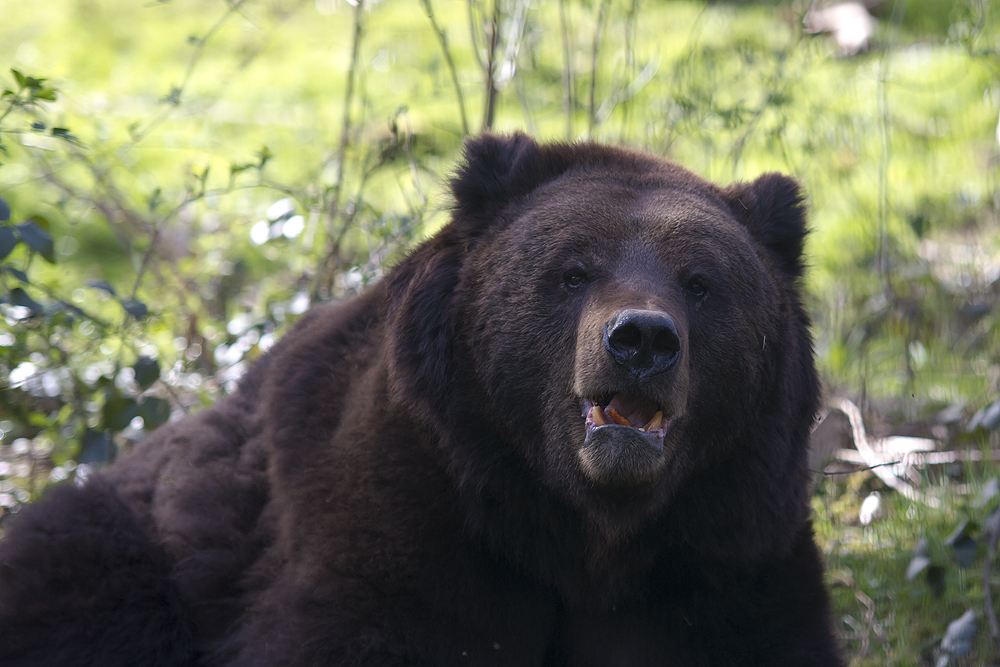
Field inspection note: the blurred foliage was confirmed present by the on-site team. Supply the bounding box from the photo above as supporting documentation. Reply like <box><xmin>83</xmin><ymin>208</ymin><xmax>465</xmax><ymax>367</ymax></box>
<box><xmin>1</xmin><ymin>0</ymin><xmax>1000</xmax><ymax>663</ymax></box>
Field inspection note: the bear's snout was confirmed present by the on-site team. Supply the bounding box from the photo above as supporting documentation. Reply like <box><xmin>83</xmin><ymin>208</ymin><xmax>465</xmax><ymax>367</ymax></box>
<box><xmin>603</xmin><ymin>309</ymin><xmax>680</xmax><ymax>379</ymax></box>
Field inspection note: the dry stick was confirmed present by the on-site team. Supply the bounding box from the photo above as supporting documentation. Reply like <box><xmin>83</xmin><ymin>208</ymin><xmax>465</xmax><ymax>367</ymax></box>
<box><xmin>835</xmin><ymin>449</ymin><xmax>1000</xmax><ymax>466</ymax></box>
<box><xmin>558</xmin><ymin>0</ymin><xmax>574</xmax><ymax>139</ymax></box>
<box><xmin>131</xmin><ymin>0</ymin><xmax>250</xmax><ymax>145</ymax></box>
<box><xmin>587</xmin><ymin>0</ymin><xmax>611</xmax><ymax>137</ymax></box>
<box><xmin>835</xmin><ymin>398</ymin><xmax>940</xmax><ymax>508</ymax></box>
<box><xmin>618</xmin><ymin>0</ymin><xmax>640</xmax><ymax>141</ymax></box>
<box><xmin>482</xmin><ymin>0</ymin><xmax>501</xmax><ymax>131</ymax></box>
<box><xmin>331</xmin><ymin>0</ymin><xmax>366</xmax><ymax>230</ymax></box>
<box><xmin>316</xmin><ymin>0</ymin><xmax>365</xmax><ymax>296</ymax></box>
<box><xmin>730</xmin><ymin>60</ymin><xmax>787</xmax><ymax>176</ymax></box>
<box><xmin>467</xmin><ymin>0</ymin><xmax>485</xmax><ymax>71</ymax></box>
<box><xmin>876</xmin><ymin>0</ymin><xmax>907</xmax><ymax>292</ymax></box>
<box><xmin>419</xmin><ymin>0</ymin><xmax>470</xmax><ymax>136</ymax></box>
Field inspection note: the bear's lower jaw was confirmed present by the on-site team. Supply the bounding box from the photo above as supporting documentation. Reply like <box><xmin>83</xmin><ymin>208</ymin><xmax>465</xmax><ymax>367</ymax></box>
<box><xmin>577</xmin><ymin>426</ymin><xmax>671</xmax><ymax>488</ymax></box>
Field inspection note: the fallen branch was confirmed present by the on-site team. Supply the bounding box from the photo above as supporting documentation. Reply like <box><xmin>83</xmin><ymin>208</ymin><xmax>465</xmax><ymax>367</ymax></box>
<box><xmin>834</xmin><ymin>398</ymin><xmax>940</xmax><ymax>508</ymax></box>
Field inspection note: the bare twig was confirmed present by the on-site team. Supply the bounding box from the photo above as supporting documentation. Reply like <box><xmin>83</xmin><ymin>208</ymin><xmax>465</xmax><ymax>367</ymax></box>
<box><xmin>130</xmin><ymin>227</ymin><xmax>161</xmax><ymax>301</ymax></box>
<box><xmin>814</xmin><ymin>460</ymin><xmax>902</xmax><ymax>476</ymax></box>
<box><xmin>331</xmin><ymin>0</ymin><xmax>366</xmax><ymax>231</ymax></box>
<box><xmin>467</xmin><ymin>0</ymin><xmax>485</xmax><ymax>71</ymax></box>
<box><xmin>836</xmin><ymin>448</ymin><xmax>1000</xmax><ymax>466</ymax></box>
<box><xmin>482</xmin><ymin>0</ymin><xmax>501</xmax><ymax>131</ymax></box>
<box><xmin>131</xmin><ymin>0</ymin><xmax>250</xmax><ymax>145</ymax></box>
<box><xmin>618</xmin><ymin>0</ymin><xmax>641</xmax><ymax>140</ymax></box>
<box><xmin>313</xmin><ymin>0</ymin><xmax>366</xmax><ymax>298</ymax></box>
<box><xmin>587</xmin><ymin>0</ymin><xmax>612</xmax><ymax>136</ymax></box>
<box><xmin>419</xmin><ymin>0</ymin><xmax>470</xmax><ymax>135</ymax></box>
<box><xmin>594</xmin><ymin>56</ymin><xmax>659</xmax><ymax>128</ymax></box>
<box><xmin>558</xmin><ymin>0</ymin><xmax>574</xmax><ymax>139</ymax></box>
<box><xmin>730</xmin><ymin>52</ymin><xmax>790</xmax><ymax>175</ymax></box>
<box><xmin>875</xmin><ymin>0</ymin><xmax>908</xmax><ymax>290</ymax></box>
<box><xmin>835</xmin><ymin>398</ymin><xmax>940</xmax><ymax>507</ymax></box>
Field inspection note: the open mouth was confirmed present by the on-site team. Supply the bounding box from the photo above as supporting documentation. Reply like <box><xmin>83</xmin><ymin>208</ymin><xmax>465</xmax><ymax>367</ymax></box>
<box><xmin>581</xmin><ymin>393</ymin><xmax>674</xmax><ymax>451</ymax></box>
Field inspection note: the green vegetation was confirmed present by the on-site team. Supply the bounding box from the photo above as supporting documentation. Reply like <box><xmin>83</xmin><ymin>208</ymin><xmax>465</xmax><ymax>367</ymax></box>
<box><xmin>1</xmin><ymin>0</ymin><xmax>999</xmax><ymax>663</ymax></box>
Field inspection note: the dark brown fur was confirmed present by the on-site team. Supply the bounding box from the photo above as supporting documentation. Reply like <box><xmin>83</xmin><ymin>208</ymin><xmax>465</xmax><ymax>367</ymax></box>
<box><xmin>0</xmin><ymin>134</ymin><xmax>842</xmax><ymax>666</ymax></box>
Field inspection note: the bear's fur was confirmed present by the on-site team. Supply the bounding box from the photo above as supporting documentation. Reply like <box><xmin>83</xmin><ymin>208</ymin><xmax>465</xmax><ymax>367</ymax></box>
<box><xmin>0</xmin><ymin>134</ymin><xmax>842</xmax><ymax>666</ymax></box>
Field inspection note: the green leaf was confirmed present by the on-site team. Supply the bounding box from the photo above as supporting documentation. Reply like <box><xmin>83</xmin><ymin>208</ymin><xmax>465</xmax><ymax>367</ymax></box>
<box><xmin>952</xmin><ymin>535</ymin><xmax>978</xmax><ymax>568</ymax></box>
<box><xmin>945</xmin><ymin>520</ymin><xmax>975</xmax><ymax>547</ymax></box>
<box><xmin>78</xmin><ymin>429</ymin><xmax>111</xmax><ymax>465</ymax></box>
<box><xmin>120</xmin><ymin>298</ymin><xmax>148</xmax><ymax>320</ymax></box>
<box><xmin>9</xmin><ymin>287</ymin><xmax>43</xmax><ymax>316</ymax></box>
<box><xmin>941</xmin><ymin>609</ymin><xmax>977</xmax><ymax>658</ymax></box>
<box><xmin>139</xmin><ymin>397</ymin><xmax>171</xmax><ymax>429</ymax></box>
<box><xmin>0</xmin><ymin>226</ymin><xmax>17</xmax><ymax>260</ymax></box>
<box><xmin>905</xmin><ymin>538</ymin><xmax>931</xmax><ymax>581</ymax></box>
<box><xmin>5</xmin><ymin>266</ymin><xmax>28</xmax><ymax>282</ymax></box>
<box><xmin>133</xmin><ymin>356</ymin><xmax>161</xmax><ymax>389</ymax></box>
<box><xmin>102</xmin><ymin>397</ymin><xmax>140</xmax><ymax>431</ymax></box>
<box><xmin>257</xmin><ymin>145</ymin><xmax>273</xmax><ymax>169</ymax></box>
<box><xmin>147</xmin><ymin>187</ymin><xmax>162</xmax><ymax>213</ymax></box>
<box><xmin>926</xmin><ymin>565</ymin><xmax>946</xmax><ymax>598</ymax></box>
<box><xmin>32</xmin><ymin>89</ymin><xmax>57</xmax><ymax>102</ymax></box>
<box><xmin>11</xmin><ymin>69</ymin><xmax>26</xmax><ymax>88</ymax></box>
<box><xmin>16</xmin><ymin>220</ymin><xmax>55</xmax><ymax>263</ymax></box>
<box><xmin>0</xmin><ymin>196</ymin><xmax>9</xmax><ymax>221</ymax></box>
<box><xmin>87</xmin><ymin>279</ymin><xmax>117</xmax><ymax>296</ymax></box>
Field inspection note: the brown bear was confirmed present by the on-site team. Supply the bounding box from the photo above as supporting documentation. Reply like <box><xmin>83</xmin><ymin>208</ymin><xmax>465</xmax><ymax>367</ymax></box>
<box><xmin>0</xmin><ymin>134</ymin><xmax>842</xmax><ymax>666</ymax></box>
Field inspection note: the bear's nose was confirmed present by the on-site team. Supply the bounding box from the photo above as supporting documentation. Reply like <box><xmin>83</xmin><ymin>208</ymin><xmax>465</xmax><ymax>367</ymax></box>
<box><xmin>604</xmin><ymin>309</ymin><xmax>681</xmax><ymax>378</ymax></box>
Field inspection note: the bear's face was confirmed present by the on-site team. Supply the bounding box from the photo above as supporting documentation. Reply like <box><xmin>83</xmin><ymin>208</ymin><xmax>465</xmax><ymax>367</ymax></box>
<box><xmin>460</xmin><ymin>169</ymin><xmax>784</xmax><ymax>512</ymax></box>
<box><xmin>387</xmin><ymin>134</ymin><xmax>813</xmax><ymax>536</ymax></box>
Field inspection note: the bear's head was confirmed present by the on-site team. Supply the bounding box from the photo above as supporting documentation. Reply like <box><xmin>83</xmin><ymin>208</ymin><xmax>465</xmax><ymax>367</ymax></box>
<box><xmin>387</xmin><ymin>134</ymin><xmax>818</xmax><ymax>561</ymax></box>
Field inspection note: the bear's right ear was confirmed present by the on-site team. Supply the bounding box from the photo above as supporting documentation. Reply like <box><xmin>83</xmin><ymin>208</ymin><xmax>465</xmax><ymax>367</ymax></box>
<box><xmin>450</xmin><ymin>132</ymin><xmax>575</xmax><ymax>238</ymax></box>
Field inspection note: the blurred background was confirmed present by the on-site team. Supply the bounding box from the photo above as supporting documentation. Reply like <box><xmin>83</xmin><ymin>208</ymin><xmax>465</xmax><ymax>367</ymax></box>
<box><xmin>0</xmin><ymin>0</ymin><xmax>999</xmax><ymax>663</ymax></box>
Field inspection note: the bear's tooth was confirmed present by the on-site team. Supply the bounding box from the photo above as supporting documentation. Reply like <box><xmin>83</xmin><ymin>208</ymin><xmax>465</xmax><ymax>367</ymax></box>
<box><xmin>643</xmin><ymin>411</ymin><xmax>663</xmax><ymax>431</ymax></box>
<box><xmin>591</xmin><ymin>406</ymin><xmax>608</xmax><ymax>426</ymax></box>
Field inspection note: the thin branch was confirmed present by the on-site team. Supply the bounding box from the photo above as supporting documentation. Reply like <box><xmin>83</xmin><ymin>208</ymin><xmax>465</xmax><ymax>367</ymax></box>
<box><xmin>131</xmin><ymin>0</ymin><xmax>250</xmax><ymax>145</ymax></box>
<box><xmin>587</xmin><ymin>0</ymin><xmax>611</xmax><ymax>137</ymax></box>
<box><xmin>835</xmin><ymin>398</ymin><xmax>940</xmax><ymax>507</ymax></box>
<box><xmin>482</xmin><ymin>0</ymin><xmax>501</xmax><ymax>131</ymax></box>
<box><xmin>812</xmin><ymin>460</ymin><xmax>902</xmax><ymax>476</ymax></box>
<box><xmin>618</xmin><ymin>0</ymin><xmax>641</xmax><ymax>141</ymax></box>
<box><xmin>332</xmin><ymin>0</ymin><xmax>366</xmax><ymax>227</ymax></box>
<box><xmin>467</xmin><ymin>0</ymin><xmax>486</xmax><ymax>72</ymax></box>
<box><xmin>875</xmin><ymin>0</ymin><xmax>908</xmax><ymax>291</ymax></box>
<box><xmin>130</xmin><ymin>227</ymin><xmax>161</xmax><ymax>301</ymax></box>
<box><xmin>311</xmin><ymin>0</ymin><xmax>366</xmax><ymax>298</ymax></box>
<box><xmin>558</xmin><ymin>0</ymin><xmax>574</xmax><ymax>139</ymax></box>
<box><xmin>419</xmin><ymin>0</ymin><xmax>470</xmax><ymax>135</ymax></box>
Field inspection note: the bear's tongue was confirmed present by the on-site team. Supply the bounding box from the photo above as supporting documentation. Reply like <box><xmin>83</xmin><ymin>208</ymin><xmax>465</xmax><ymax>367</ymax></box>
<box><xmin>595</xmin><ymin>393</ymin><xmax>662</xmax><ymax>431</ymax></box>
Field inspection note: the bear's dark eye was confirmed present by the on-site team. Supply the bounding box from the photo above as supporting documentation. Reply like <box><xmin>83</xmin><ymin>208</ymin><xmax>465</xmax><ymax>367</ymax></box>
<box><xmin>686</xmin><ymin>276</ymin><xmax>709</xmax><ymax>299</ymax></box>
<box><xmin>563</xmin><ymin>269</ymin><xmax>588</xmax><ymax>290</ymax></box>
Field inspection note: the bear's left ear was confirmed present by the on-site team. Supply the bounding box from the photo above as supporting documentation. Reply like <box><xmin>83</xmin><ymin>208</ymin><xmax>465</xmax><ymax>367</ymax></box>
<box><xmin>723</xmin><ymin>173</ymin><xmax>808</xmax><ymax>279</ymax></box>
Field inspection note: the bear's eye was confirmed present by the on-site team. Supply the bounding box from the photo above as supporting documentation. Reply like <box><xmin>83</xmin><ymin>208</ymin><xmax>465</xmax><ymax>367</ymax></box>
<box><xmin>685</xmin><ymin>276</ymin><xmax>709</xmax><ymax>299</ymax></box>
<box><xmin>563</xmin><ymin>269</ymin><xmax>588</xmax><ymax>290</ymax></box>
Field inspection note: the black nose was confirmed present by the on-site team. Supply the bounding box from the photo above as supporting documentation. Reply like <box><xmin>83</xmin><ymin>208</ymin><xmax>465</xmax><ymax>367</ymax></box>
<box><xmin>604</xmin><ymin>309</ymin><xmax>681</xmax><ymax>377</ymax></box>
